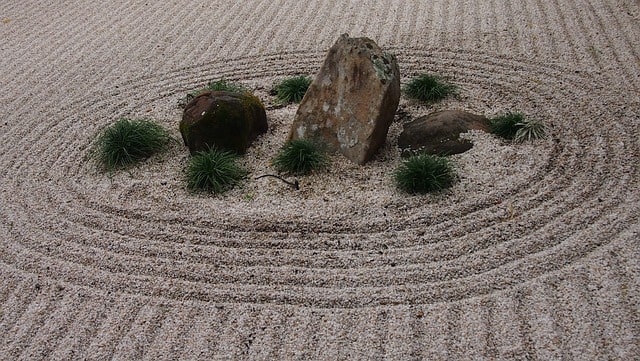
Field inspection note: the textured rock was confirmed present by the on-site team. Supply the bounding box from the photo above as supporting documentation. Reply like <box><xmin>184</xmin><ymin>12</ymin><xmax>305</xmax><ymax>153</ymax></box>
<box><xmin>288</xmin><ymin>34</ymin><xmax>401</xmax><ymax>165</ymax></box>
<box><xmin>398</xmin><ymin>110</ymin><xmax>489</xmax><ymax>156</ymax></box>
<box><xmin>180</xmin><ymin>91</ymin><xmax>267</xmax><ymax>155</ymax></box>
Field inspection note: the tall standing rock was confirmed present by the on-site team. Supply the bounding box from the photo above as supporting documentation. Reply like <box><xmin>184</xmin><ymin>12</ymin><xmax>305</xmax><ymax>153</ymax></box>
<box><xmin>288</xmin><ymin>34</ymin><xmax>401</xmax><ymax>165</ymax></box>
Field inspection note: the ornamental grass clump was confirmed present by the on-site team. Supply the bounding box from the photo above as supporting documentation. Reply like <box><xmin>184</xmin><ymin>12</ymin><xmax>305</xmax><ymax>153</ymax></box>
<box><xmin>186</xmin><ymin>148</ymin><xmax>248</xmax><ymax>194</ymax></box>
<box><xmin>274</xmin><ymin>76</ymin><xmax>312</xmax><ymax>104</ymax></box>
<box><xmin>272</xmin><ymin>139</ymin><xmax>328</xmax><ymax>176</ymax></box>
<box><xmin>394</xmin><ymin>154</ymin><xmax>456</xmax><ymax>194</ymax></box>
<box><xmin>403</xmin><ymin>73</ymin><xmax>459</xmax><ymax>103</ymax></box>
<box><xmin>198</xmin><ymin>79</ymin><xmax>246</xmax><ymax>94</ymax></box>
<box><xmin>95</xmin><ymin>118</ymin><xmax>170</xmax><ymax>171</ymax></box>
<box><xmin>180</xmin><ymin>79</ymin><xmax>247</xmax><ymax>107</ymax></box>
<box><xmin>489</xmin><ymin>112</ymin><xmax>525</xmax><ymax>140</ymax></box>
<box><xmin>514</xmin><ymin>118</ymin><xmax>546</xmax><ymax>142</ymax></box>
<box><xmin>489</xmin><ymin>112</ymin><xmax>546</xmax><ymax>142</ymax></box>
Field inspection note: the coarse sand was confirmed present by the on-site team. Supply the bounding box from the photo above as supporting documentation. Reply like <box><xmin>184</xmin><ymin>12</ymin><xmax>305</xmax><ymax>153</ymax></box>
<box><xmin>0</xmin><ymin>0</ymin><xmax>639</xmax><ymax>359</ymax></box>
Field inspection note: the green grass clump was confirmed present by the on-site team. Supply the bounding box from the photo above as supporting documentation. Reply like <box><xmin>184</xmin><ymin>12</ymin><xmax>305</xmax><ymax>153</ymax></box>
<box><xmin>272</xmin><ymin>139</ymin><xmax>328</xmax><ymax>176</ymax></box>
<box><xmin>95</xmin><ymin>118</ymin><xmax>170</xmax><ymax>170</ymax></box>
<box><xmin>403</xmin><ymin>74</ymin><xmax>459</xmax><ymax>103</ymax></box>
<box><xmin>274</xmin><ymin>76</ymin><xmax>312</xmax><ymax>104</ymax></box>
<box><xmin>186</xmin><ymin>148</ymin><xmax>248</xmax><ymax>193</ymax></box>
<box><xmin>489</xmin><ymin>112</ymin><xmax>546</xmax><ymax>142</ymax></box>
<box><xmin>187</xmin><ymin>79</ymin><xmax>247</xmax><ymax>99</ymax></box>
<box><xmin>198</xmin><ymin>79</ymin><xmax>246</xmax><ymax>94</ymax></box>
<box><xmin>179</xmin><ymin>79</ymin><xmax>246</xmax><ymax>107</ymax></box>
<box><xmin>514</xmin><ymin>118</ymin><xmax>546</xmax><ymax>142</ymax></box>
<box><xmin>489</xmin><ymin>112</ymin><xmax>525</xmax><ymax>140</ymax></box>
<box><xmin>394</xmin><ymin>154</ymin><xmax>456</xmax><ymax>194</ymax></box>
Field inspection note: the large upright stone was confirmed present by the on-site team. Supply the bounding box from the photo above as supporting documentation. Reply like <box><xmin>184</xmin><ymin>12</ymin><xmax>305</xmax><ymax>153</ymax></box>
<box><xmin>288</xmin><ymin>34</ymin><xmax>401</xmax><ymax>165</ymax></box>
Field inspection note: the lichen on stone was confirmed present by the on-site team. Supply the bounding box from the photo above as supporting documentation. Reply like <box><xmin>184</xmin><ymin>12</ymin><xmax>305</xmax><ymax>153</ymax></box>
<box><xmin>371</xmin><ymin>53</ymin><xmax>395</xmax><ymax>82</ymax></box>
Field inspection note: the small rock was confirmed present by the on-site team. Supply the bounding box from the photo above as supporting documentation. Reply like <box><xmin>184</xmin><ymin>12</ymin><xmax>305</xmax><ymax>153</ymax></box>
<box><xmin>398</xmin><ymin>110</ymin><xmax>489</xmax><ymax>156</ymax></box>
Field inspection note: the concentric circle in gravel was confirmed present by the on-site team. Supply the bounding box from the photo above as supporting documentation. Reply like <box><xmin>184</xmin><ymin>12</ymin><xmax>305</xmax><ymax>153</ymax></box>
<box><xmin>2</xmin><ymin>49</ymin><xmax>637</xmax><ymax>308</ymax></box>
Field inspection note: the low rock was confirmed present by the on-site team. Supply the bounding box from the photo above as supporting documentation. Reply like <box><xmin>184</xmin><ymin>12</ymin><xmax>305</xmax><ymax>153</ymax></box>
<box><xmin>398</xmin><ymin>110</ymin><xmax>489</xmax><ymax>156</ymax></box>
<box><xmin>180</xmin><ymin>91</ymin><xmax>267</xmax><ymax>155</ymax></box>
<box><xmin>288</xmin><ymin>34</ymin><xmax>401</xmax><ymax>165</ymax></box>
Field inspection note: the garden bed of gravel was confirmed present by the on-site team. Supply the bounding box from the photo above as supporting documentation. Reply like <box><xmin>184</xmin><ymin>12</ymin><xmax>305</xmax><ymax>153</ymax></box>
<box><xmin>86</xmin><ymin>72</ymin><xmax>552</xmax><ymax>225</ymax></box>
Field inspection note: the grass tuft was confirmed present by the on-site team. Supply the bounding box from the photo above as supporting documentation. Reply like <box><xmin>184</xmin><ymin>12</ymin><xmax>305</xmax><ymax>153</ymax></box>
<box><xmin>514</xmin><ymin>118</ymin><xmax>547</xmax><ymax>142</ymax></box>
<box><xmin>394</xmin><ymin>154</ymin><xmax>456</xmax><ymax>194</ymax></box>
<box><xmin>179</xmin><ymin>79</ymin><xmax>246</xmax><ymax>107</ymax></box>
<box><xmin>186</xmin><ymin>148</ymin><xmax>248</xmax><ymax>193</ymax></box>
<box><xmin>198</xmin><ymin>79</ymin><xmax>246</xmax><ymax>94</ymax></box>
<box><xmin>403</xmin><ymin>74</ymin><xmax>459</xmax><ymax>103</ymax></box>
<box><xmin>489</xmin><ymin>112</ymin><xmax>524</xmax><ymax>140</ymax></box>
<box><xmin>274</xmin><ymin>76</ymin><xmax>312</xmax><ymax>104</ymax></box>
<box><xmin>95</xmin><ymin>118</ymin><xmax>170</xmax><ymax>171</ymax></box>
<box><xmin>489</xmin><ymin>112</ymin><xmax>546</xmax><ymax>142</ymax></box>
<box><xmin>272</xmin><ymin>139</ymin><xmax>328</xmax><ymax>176</ymax></box>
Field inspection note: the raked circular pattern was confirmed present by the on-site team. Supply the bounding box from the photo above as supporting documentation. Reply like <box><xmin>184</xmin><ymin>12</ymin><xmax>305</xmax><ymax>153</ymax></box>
<box><xmin>1</xmin><ymin>48</ymin><xmax>638</xmax><ymax>308</ymax></box>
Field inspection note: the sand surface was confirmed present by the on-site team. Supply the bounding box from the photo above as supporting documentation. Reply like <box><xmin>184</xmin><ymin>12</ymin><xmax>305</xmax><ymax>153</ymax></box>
<box><xmin>1</xmin><ymin>0</ymin><xmax>639</xmax><ymax>359</ymax></box>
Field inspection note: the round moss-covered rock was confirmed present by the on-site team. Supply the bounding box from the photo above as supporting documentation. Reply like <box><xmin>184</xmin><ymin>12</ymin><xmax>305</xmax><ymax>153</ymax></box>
<box><xmin>180</xmin><ymin>91</ymin><xmax>268</xmax><ymax>155</ymax></box>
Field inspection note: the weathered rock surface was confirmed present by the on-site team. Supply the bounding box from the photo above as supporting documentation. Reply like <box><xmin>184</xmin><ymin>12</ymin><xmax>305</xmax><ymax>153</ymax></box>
<box><xmin>398</xmin><ymin>110</ymin><xmax>489</xmax><ymax>156</ymax></box>
<box><xmin>288</xmin><ymin>34</ymin><xmax>401</xmax><ymax>165</ymax></box>
<box><xmin>180</xmin><ymin>91</ymin><xmax>267</xmax><ymax>155</ymax></box>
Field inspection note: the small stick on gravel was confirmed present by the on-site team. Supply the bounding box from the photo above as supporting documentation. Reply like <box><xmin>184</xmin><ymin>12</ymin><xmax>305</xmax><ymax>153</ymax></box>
<box><xmin>256</xmin><ymin>174</ymin><xmax>300</xmax><ymax>190</ymax></box>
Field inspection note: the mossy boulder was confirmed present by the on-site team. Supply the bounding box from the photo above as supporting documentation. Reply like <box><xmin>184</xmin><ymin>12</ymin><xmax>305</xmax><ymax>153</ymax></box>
<box><xmin>180</xmin><ymin>91</ymin><xmax>268</xmax><ymax>155</ymax></box>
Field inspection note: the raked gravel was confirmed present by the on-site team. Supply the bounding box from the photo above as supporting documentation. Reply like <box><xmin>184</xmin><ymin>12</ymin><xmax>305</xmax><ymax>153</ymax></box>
<box><xmin>0</xmin><ymin>0</ymin><xmax>639</xmax><ymax>359</ymax></box>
